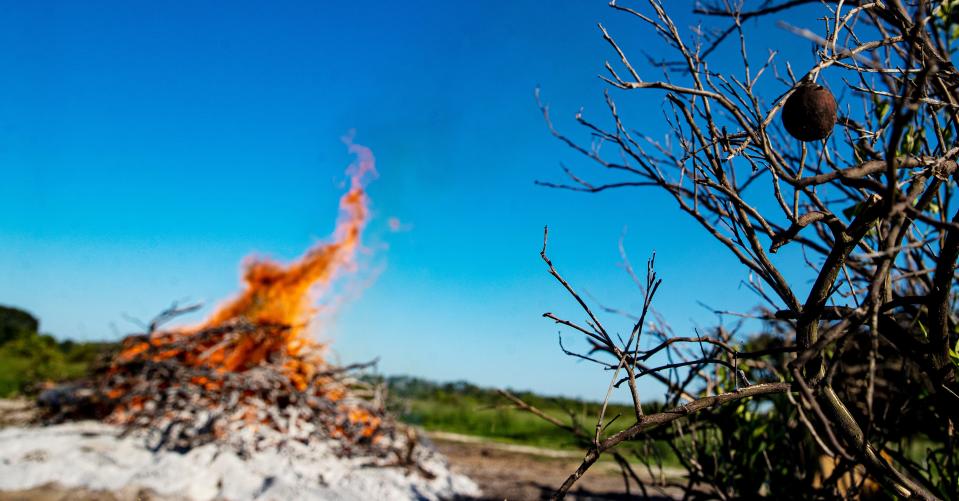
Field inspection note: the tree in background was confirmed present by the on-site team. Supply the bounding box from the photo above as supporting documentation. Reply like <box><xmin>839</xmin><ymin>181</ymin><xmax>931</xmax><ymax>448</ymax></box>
<box><xmin>510</xmin><ymin>1</ymin><xmax>959</xmax><ymax>499</ymax></box>
<box><xmin>0</xmin><ymin>305</ymin><xmax>39</xmax><ymax>345</ymax></box>
<box><xmin>0</xmin><ymin>305</ymin><xmax>110</xmax><ymax>397</ymax></box>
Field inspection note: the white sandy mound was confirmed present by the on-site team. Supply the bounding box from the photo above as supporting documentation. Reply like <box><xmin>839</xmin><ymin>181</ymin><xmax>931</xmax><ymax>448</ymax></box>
<box><xmin>0</xmin><ymin>421</ymin><xmax>480</xmax><ymax>501</ymax></box>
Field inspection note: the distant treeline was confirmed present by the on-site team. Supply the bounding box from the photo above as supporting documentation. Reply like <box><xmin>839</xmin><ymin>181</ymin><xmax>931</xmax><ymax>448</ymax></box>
<box><xmin>378</xmin><ymin>374</ymin><xmax>665</xmax><ymax>416</ymax></box>
<box><xmin>0</xmin><ymin>305</ymin><xmax>113</xmax><ymax>397</ymax></box>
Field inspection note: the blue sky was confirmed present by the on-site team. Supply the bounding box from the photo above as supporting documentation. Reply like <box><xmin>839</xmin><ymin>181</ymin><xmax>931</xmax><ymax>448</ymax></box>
<box><xmin>0</xmin><ymin>1</ymin><xmax>826</xmax><ymax>400</ymax></box>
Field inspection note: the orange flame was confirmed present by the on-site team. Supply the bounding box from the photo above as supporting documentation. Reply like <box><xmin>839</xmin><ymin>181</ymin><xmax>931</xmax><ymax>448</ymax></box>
<box><xmin>202</xmin><ymin>139</ymin><xmax>376</xmax><ymax>336</ymax></box>
<box><xmin>117</xmin><ymin>140</ymin><xmax>376</xmax><ymax>383</ymax></box>
<box><xmin>105</xmin><ymin>140</ymin><xmax>384</xmax><ymax>442</ymax></box>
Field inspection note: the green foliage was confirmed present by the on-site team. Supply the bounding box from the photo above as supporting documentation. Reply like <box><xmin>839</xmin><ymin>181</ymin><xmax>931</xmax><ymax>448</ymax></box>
<box><xmin>378</xmin><ymin>375</ymin><xmax>675</xmax><ymax>461</ymax></box>
<box><xmin>0</xmin><ymin>305</ymin><xmax>112</xmax><ymax>397</ymax></box>
<box><xmin>382</xmin><ymin>376</ymin><xmax>593</xmax><ymax>447</ymax></box>
<box><xmin>949</xmin><ymin>336</ymin><xmax>959</xmax><ymax>371</ymax></box>
<box><xmin>0</xmin><ymin>304</ymin><xmax>40</xmax><ymax>345</ymax></box>
<box><xmin>934</xmin><ymin>0</ymin><xmax>959</xmax><ymax>51</ymax></box>
<box><xmin>898</xmin><ymin>125</ymin><xmax>926</xmax><ymax>157</ymax></box>
<box><xmin>672</xmin><ymin>395</ymin><xmax>817</xmax><ymax>497</ymax></box>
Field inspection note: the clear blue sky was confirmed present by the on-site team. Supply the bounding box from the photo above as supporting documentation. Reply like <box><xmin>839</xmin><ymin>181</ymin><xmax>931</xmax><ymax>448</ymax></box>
<box><xmin>0</xmin><ymin>1</ymin><xmax>824</xmax><ymax>400</ymax></box>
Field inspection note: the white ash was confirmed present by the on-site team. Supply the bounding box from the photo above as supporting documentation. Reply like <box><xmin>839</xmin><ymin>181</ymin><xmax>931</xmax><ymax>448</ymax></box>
<box><xmin>0</xmin><ymin>421</ymin><xmax>480</xmax><ymax>501</ymax></box>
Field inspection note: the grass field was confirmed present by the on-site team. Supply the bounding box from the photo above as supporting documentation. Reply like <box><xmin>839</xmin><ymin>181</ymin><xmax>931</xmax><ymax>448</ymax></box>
<box><xmin>379</xmin><ymin>376</ymin><xmax>672</xmax><ymax>456</ymax></box>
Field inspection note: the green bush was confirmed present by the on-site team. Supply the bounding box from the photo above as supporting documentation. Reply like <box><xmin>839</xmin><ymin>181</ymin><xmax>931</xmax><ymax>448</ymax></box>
<box><xmin>0</xmin><ymin>305</ymin><xmax>111</xmax><ymax>397</ymax></box>
<box><xmin>0</xmin><ymin>305</ymin><xmax>39</xmax><ymax>345</ymax></box>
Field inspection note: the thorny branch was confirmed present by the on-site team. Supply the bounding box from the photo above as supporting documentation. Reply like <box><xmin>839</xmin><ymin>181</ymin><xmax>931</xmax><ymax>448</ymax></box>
<box><xmin>513</xmin><ymin>0</ymin><xmax>959</xmax><ymax>499</ymax></box>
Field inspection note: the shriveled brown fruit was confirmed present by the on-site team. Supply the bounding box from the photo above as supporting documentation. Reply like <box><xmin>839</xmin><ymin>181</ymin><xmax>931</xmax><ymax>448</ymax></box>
<box><xmin>781</xmin><ymin>82</ymin><xmax>837</xmax><ymax>142</ymax></box>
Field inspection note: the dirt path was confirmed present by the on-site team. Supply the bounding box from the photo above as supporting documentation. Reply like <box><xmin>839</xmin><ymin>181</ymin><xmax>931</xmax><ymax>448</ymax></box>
<box><xmin>427</xmin><ymin>432</ymin><xmax>682</xmax><ymax>500</ymax></box>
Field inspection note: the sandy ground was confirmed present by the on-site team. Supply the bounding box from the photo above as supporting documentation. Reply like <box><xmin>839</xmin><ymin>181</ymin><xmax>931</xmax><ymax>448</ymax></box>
<box><xmin>0</xmin><ymin>485</ymin><xmax>163</xmax><ymax>501</ymax></box>
<box><xmin>0</xmin><ymin>442</ymin><xmax>682</xmax><ymax>501</ymax></box>
<box><xmin>427</xmin><ymin>432</ymin><xmax>683</xmax><ymax>500</ymax></box>
<box><xmin>0</xmin><ymin>400</ymin><xmax>681</xmax><ymax>500</ymax></box>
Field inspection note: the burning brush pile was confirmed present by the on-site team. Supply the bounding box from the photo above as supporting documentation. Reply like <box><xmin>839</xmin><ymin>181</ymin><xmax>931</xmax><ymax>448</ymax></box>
<box><xmin>0</xmin><ymin>143</ymin><xmax>479</xmax><ymax>501</ymax></box>
<box><xmin>43</xmin><ymin>310</ymin><xmax>390</xmax><ymax>457</ymax></box>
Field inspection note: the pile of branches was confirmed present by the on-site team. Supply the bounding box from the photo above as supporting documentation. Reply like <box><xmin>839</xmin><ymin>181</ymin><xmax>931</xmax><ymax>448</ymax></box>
<box><xmin>37</xmin><ymin>306</ymin><xmax>417</xmax><ymax>467</ymax></box>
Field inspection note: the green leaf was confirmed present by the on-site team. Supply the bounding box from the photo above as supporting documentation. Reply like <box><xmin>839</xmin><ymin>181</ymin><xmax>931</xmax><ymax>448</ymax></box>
<box><xmin>875</xmin><ymin>101</ymin><xmax>890</xmax><ymax>121</ymax></box>
<box><xmin>948</xmin><ymin>337</ymin><xmax>959</xmax><ymax>369</ymax></box>
<box><xmin>843</xmin><ymin>201</ymin><xmax>865</xmax><ymax>219</ymax></box>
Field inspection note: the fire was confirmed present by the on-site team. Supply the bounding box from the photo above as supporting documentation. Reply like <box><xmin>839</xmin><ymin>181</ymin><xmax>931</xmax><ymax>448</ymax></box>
<box><xmin>202</xmin><ymin>139</ymin><xmax>376</xmax><ymax>335</ymax></box>
<box><xmin>118</xmin><ymin>140</ymin><xmax>375</xmax><ymax>380</ymax></box>
<box><xmin>162</xmin><ymin>139</ymin><xmax>375</xmax><ymax>385</ymax></box>
<box><xmin>87</xmin><ymin>140</ymin><xmax>387</xmax><ymax>450</ymax></box>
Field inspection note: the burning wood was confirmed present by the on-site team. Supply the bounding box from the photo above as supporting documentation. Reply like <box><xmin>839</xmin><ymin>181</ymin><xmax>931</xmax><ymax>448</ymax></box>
<box><xmin>36</xmin><ymin>141</ymin><xmax>421</xmax><ymax>469</ymax></box>
<box><xmin>43</xmin><ymin>317</ymin><xmax>394</xmax><ymax>459</ymax></box>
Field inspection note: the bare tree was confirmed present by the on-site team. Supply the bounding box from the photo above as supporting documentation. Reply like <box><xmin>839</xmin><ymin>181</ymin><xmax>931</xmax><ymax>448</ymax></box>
<box><xmin>509</xmin><ymin>1</ymin><xmax>959</xmax><ymax>499</ymax></box>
